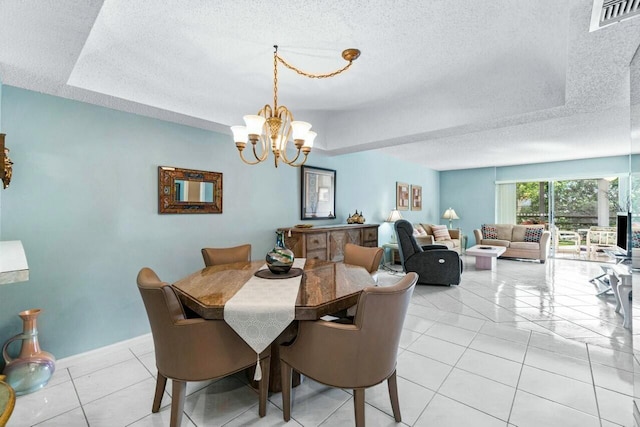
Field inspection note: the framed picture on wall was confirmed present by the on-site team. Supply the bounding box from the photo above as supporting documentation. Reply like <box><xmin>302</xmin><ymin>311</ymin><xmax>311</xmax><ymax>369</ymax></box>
<box><xmin>301</xmin><ymin>165</ymin><xmax>336</xmax><ymax>220</ymax></box>
<box><xmin>411</xmin><ymin>185</ymin><xmax>422</xmax><ymax>211</ymax></box>
<box><xmin>396</xmin><ymin>182</ymin><xmax>410</xmax><ymax>211</ymax></box>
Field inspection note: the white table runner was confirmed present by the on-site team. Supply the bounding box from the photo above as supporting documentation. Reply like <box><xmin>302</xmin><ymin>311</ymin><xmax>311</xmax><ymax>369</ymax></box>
<box><xmin>224</xmin><ymin>258</ymin><xmax>306</xmax><ymax>380</ymax></box>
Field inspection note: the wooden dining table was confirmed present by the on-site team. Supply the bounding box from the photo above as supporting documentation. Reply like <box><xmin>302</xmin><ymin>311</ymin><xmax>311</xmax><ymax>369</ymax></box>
<box><xmin>171</xmin><ymin>258</ymin><xmax>377</xmax><ymax>391</ymax></box>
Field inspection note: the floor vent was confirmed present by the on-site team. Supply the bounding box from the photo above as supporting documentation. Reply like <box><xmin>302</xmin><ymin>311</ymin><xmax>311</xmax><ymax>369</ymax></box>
<box><xmin>599</xmin><ymin>0</ymin><xmax>640</xmax><ymax>27</ymax></box>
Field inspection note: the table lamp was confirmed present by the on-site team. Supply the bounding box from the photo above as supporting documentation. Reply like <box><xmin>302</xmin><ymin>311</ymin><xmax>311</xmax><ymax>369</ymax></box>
<box><xmin>386</xmin><ymin>209</ymin><xmax>403</xmax><ymax>242</ymax></box>
<box><xmin>442</xmin><ymin>207</ymin><xmax>459</xmax><ymax>229</ymax></box>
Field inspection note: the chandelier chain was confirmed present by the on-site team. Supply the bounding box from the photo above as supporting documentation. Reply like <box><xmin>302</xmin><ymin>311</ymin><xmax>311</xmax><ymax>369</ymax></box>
<box><xmin>275</xmin><ymin>55</ymin><xmax>355</xmax><ymax>79</ymax></box>
<box><xmin>273</xmin><ymin>49</ymin><xmax>279</xmax><ymax>111</ymax></box>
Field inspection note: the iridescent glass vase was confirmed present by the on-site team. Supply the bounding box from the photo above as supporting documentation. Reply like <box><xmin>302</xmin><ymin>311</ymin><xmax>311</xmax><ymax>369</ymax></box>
<box><xmin>2</xmin><ymin>309</ymin><xmax>56</xmax><ymax>395</ymax></box>
<box><xmin>266</xmin><ymin>231</ymin><xmax>295</xmax><ymax>273</ymax></box>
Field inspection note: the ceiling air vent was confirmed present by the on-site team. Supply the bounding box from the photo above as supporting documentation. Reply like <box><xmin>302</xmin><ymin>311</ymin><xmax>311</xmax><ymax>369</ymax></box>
<box><xmin>596</xmin><ymin>0</ymin><xmax>640</xmax><ymax>28</ymax></box>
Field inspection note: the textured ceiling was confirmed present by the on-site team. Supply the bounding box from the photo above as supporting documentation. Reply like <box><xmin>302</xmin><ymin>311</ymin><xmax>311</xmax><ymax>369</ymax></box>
<box><xmin>0</xmin><ymin>0</ymin><xmax>639</xmax><ymax>170</ymax></box>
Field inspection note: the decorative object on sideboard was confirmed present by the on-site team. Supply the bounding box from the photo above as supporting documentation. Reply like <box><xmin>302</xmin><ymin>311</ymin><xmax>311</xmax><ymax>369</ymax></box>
<box><xmin>158</xmin><ymin>166</ymin><xmax>222</xmax><ymax>214</ymax></box>
<box><xmin>411</xmin><ymin>185</ymin><xmax>422</xmax><ymax>211</ymax></box>
<box><xmin>442</xmin><ymin>207</ymin><xmax>460</xmax><ymax>229</ymax></box>
<box><xmin>2</xmin><ymin>309</ymin><xmax>55</xmax><ymax>396</ymax></box>
<box><xmin>0</xmin><ymin>134</ymin><xmax>13</xmax><ymax>189</ymax></box>
<box><xmin>301</xmin><ymin>165</ymin><xmax>336</xmax><ymax>220</ymax></box>
<box><xmin>230</xmin><ymin>45</ymin><xmax>360</xmax><ymax>168</ymax></box>
<box><xmin>266</xmin><ymin>231</ymin><xmax>295</xmax><ymax>274</ymax></box>
<box><xmin>396</xmin><ymin>182</ymin><xmax>409</xmax><ymax>211</ymax></box>
<box><xmin>347</xmin><ymin>210</ymin><xmax>366</xmax><ymax>224</ymax></box>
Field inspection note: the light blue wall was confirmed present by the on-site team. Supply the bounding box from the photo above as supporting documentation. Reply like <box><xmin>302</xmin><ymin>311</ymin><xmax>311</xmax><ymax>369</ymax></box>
<box><xmin>441</xmin><ymin>156</ymin><xmax>634</xmax><ymax>244</ymax></box>
<box><xmin>440</xmin><ymin>167</ymin><xmax>496</xmax><ymax>237</ymax></box>
<box><xmin>0</xmin><ymin>86</ymin><xmax>438</xmax><ymax>359</ymax></box>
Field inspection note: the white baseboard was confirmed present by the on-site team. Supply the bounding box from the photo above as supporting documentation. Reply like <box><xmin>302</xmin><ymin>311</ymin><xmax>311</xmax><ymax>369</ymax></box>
<box><xmin>56</xmin><ymin>333</ymin><xmax>152</xmax><ymax>368</ymax></box>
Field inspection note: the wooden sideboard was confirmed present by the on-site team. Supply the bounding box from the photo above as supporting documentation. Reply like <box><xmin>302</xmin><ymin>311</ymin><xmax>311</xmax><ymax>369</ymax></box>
<box><xmin>278</xmin><ymin>224</ymin><xmax>379</xmax><ymax>262</ymax></box>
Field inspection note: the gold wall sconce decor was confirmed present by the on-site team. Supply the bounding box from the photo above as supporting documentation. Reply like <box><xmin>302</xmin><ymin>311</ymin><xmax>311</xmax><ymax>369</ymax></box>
<box><xmin>0</xmin><ymin>134</ymin><xmax>13</xmax><ymax>189</ymax></box>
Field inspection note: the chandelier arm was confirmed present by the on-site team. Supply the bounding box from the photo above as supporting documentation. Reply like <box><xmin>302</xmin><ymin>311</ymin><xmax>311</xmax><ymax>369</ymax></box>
<box><xmin>276</xmin><ymin>55</ymin><xmax>355</xmax><ymax>79</ymax></box>
<box><xmin>280</xmin><ymin>145</ymin><xmax>302</xmax><ymax>165</ymax></box>
<box><xmin>238</xmin><ymin>149</ymin><xmax>266</xmax><ymax>165</ymax></box>
<box><xmin>289</xmin><ymin>152</ymin><xmax>309</xmax><ymax>168</ymax></box>
<box><xmin>251</xmin><ymin>138</ymin><xmax>270</xmax><ymax>162</ymax></box>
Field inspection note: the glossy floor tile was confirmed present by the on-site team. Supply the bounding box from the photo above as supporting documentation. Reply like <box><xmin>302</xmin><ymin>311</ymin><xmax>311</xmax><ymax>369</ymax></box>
<box><xmin>7</xmin><ymin>257</ymin><xmax>637</xmax><ymax>426</ymax></box>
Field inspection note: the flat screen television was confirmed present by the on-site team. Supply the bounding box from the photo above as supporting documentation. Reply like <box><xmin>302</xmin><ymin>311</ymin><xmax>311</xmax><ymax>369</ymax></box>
<box><xmin>616</xmin><ymin>212</ymin><xmax>632</xmax><ymax>257</ymax></box>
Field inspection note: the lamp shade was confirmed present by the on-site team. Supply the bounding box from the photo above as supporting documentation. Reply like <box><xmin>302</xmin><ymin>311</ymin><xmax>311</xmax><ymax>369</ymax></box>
<box><xmin>441</xmin><ymin>208</ymin><xmax>459</xmax><ymax>220</ymax></box>
<box><xmin>386</xmin><ymin>209</ymin><xmax>403</xmax><ymax>222</ymax></box>
<box><xmin>303</xmin><ymin>131</ymin><xmax>316</xmax><ymax>148</ymax></box>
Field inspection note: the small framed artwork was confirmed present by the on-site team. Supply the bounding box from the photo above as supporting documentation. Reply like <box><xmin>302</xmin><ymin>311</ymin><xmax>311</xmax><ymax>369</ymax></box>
<box><xmin>411</xmin><ymin>185</ymin><xmax>422</xmax><ymax>211</ymax></box>
<box><xmin>396</xmin><ymin>182</ymin><xmax>410</xmax><ymax>211</ymax></box>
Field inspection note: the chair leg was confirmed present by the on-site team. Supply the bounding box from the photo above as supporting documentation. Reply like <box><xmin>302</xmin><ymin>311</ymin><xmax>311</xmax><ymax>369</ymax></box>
<box><xmin>152</xmin><ymin>372</ymin><xmax>167</xmax><ymax>413</ymax></box>
<box><xmin>354</xmin><ymin>389</ymin><xmax>365</xmax><ymax>427</ymax></box>
<box><xmin>170</xmin><ymin>380</ymin><xmax>186</xmax><ymax>427</ymax></box>
<box><xmin>280</xmin><ymin>360</ymin><xmax>292</xmax><ymax>421</ymax></box>
<box><xmin>387</xmin><ymin>370</ymin><xmax>402</xmax><ymax>422</ymax></box>
<box><xmin>259</xmin><ymin>356</ymin><xmax>271</xmax><ymax>417</ymax></box>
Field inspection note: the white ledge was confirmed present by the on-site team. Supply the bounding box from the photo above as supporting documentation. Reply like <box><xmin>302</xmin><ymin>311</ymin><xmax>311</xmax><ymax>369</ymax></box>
<box><xmin>0</xmin><ymin>240</ymin><xmax>29</xmax><ymax>285</ymax></box>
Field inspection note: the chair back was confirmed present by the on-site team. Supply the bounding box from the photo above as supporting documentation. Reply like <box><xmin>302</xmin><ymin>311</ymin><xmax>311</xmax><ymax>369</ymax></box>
<box><xmin>343</xmin><ymin>243</ymin><xmax>383</xmax><ymax>274</ymax></box>
<box><xmin>137</xmin><ymin>268</ymin><xmax>190</xmax><ymax>375</ymax></box>
<box><xmin>352</xmin><ymin>272</ymin><xmax>418</xmax><ymax>382</ymax></box>
<box><xmin>201</xmin><ymin>244</ymin><xmax>251</xmax><ymax>266</ymax></box>
<box><xmin>395</xmin><ymin>220</ymin><xmax>422</xmax><ymax>271</ymax></box>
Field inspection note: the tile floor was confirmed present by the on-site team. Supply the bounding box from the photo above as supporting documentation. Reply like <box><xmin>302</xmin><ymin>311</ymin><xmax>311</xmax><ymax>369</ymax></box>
<box><xmin>7</xmin><ymin>256</ymin><xmax>639</xmax><ymax>426</ymax></box>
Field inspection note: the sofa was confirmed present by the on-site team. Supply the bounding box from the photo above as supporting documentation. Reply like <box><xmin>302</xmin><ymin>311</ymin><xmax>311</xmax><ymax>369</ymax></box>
<box><xmin>412</xmin><ymin>223</ymin><xmax>462</xmax><ymax>254</ymax></box>
<box><xmin>473</xmin><ymin>224</ymin><xmax>551</xmax><ymax>263</ymax></box>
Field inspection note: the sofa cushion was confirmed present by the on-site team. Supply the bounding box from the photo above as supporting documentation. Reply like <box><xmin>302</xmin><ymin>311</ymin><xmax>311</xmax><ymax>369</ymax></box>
<box><xmin>413</xmin><ymin>224</ymin><xmax>427</xmax><ymax>236</ymax></box>
<box><xmin>480</xmin><ymin>239</ymin><xmax>510</xmax><ymax>247</ymax></box>
<box><xmin>495</xmin><ymin>224</ymin><xmax>515</xmax><ymax>241</ymax></box>
<box><xmin>432</xmin><ymin>225</ymin><xmax>451</xmax><ymax>241</ymax></box>
<box><xmin>482</xmin><ymin>225</ymin><xmax>498</xmax><ymax>239</ymax></box>
<box><xmin>437</xmin><ymin>240</ymin><xmax>456</xmax><ymax>250</ymax></box>
<box><xmin>512</xmin><ymin>225</ymin><xmax>544</xmax><ymax>242</ymax></box>
<box><xmin>510</xmin><ymin>241</ymin><xmax>540</xmax><ymax>250</ymax></box>
<box><xmin>524</xmin><ymin>227</ymin><xmax>544</xmax><ymax>242</ymax></box>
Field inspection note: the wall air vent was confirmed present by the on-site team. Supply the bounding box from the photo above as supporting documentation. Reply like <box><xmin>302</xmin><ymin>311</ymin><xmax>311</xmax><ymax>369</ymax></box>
<box><xmin>594</xmin><ymin>0</ymin><xmax>640</xmax><ymax>29</ymax></box>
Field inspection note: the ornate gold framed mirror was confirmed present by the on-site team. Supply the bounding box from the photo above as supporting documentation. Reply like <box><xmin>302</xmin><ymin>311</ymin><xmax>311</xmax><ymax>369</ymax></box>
<box><xmin>158</xmin><ymin>166</ymin><xmax>222</xmax><ymax>214</ymax></box>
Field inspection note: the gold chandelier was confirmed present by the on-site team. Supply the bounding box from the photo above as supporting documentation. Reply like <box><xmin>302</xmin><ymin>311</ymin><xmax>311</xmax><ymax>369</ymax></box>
<box><xmin>231</xmin><ymin>45</ymin><xmax>360</xmax><ymax>167</ymax></box>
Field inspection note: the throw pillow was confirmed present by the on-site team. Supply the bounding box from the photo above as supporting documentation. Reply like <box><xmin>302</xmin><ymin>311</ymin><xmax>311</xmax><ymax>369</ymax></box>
<box><xmin>524</xmin><ymin>227</ymin><xmax>543</xmax><ymax>242</ymax></box>
<box><xmin>482</xmin><ymin>224</ymin><xmax>498</xmax><ymax>239</ymax></box>
<box><xmin>632</xmin><ymin>230</ymin><xmax>640</xmax><ymax>249</ymax></box>
<box><xmin>413</xmin><ymin>224</ymin><xmax>426</xmax><ymax>236</ymax></box>
<box><xmin>432</xmin><ymin>225</ymin><xmax>451</xmax><ymax>241</ymax></box>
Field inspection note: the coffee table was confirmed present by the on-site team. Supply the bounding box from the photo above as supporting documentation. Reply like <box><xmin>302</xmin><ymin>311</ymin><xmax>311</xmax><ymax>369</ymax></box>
<box><xmin>466</xmin><ymin>245</ymin><xmax>506</xmax><ymax>270</ymax></box>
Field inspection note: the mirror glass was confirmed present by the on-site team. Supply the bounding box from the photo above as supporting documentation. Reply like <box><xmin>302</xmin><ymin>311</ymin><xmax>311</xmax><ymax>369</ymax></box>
<box><xmin>174</xmin><ymin>180</ymin><xmax>214</xmax><ymax>202</ymax></box>
<box><xmin>158</xmin><ymin>166</ymin><xmax>222</xmax><ymax>214</ymax></box>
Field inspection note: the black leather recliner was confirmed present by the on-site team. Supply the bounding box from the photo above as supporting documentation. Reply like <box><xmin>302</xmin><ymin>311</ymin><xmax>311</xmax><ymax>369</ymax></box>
<box><xmin>394</xmin><ymin>219</ymin><xmax>463</xmax><ymax>286</ymax></box>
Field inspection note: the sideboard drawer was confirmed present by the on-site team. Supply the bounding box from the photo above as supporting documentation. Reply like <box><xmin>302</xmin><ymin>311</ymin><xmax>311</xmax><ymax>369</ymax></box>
<box><xmin>306</xmin><ymin>234</ymin><xmax>327</xmax><ymax>251</ymax></box>
<box><xmin>363</xmin><ymin>228</ymin><xmax>378</xmax><ymax>243</ymax></box>
<box><xmin>306</xmin><ymin>249</ymin><xmax>327</xmax><ymax>260</ymax></box>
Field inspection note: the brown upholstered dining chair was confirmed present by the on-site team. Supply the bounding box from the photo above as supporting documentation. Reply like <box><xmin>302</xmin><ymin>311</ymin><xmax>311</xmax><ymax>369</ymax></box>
<box><xmin>201</xmin><ymin>244</ymin><xmax>251</xmax><ymax>267</ymax></box>
<box><xmin>279</xmin><ymin>272</ymin><xmax>418</xmax><ymax>427</ymax></box>
<box><xmin>343</xmin><ymin>243</ymin><xmax>383</xmax><ymax>275</ymax></box>
<box><xmin>137</xmin><ymin>267</ymin><xmax>270</xmax><ymax>427</ymax></box>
